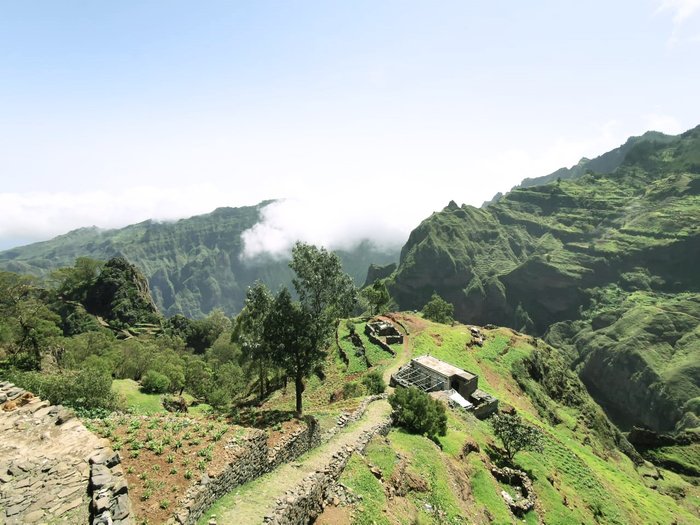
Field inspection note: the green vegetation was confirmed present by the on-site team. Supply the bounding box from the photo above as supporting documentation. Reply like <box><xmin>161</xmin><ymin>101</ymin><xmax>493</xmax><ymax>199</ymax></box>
<box><xmin>333</xmin><ymin>317</ymin><xmax>700</xmax><ymax>525</ymax></box>
<box><xmin>390</xmin><ymin>126</ymin><xmax>700</xmax><ymax>436</ymax></box>
<box><xmin>388</xmin><ymin>386</ymin><xmax>447</xmax><ymax>442</ymax></box>
<box><xmin>0</xmin><ymin>202</ymin><xmax>398</xmax><ymax>318</ymax></box>
<box><xmin>421</xmin><ymin>292</ymin><xmax>454</xmax><ymax>324</ymax></box>
<box><xmin>361</xmin><ymin>370</ymin><xmax>386</xmax><ymax>394</ymax></box>
<box><xmin>491</xmin><ymin>412</ymin><xmax>544</xmax><ymax>463</ymax></box>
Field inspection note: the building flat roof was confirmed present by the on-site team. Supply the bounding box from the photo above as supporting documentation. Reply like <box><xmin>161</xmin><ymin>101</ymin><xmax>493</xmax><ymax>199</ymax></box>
<box><xmin>412</xmin><ymin>355</ymin><xmax>477</xmax><ymax>381</ymax></box>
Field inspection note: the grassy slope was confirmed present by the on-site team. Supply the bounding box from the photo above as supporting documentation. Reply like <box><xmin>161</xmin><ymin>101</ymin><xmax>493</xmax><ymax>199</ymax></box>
<box><xmin>112</xmin><ymin>378</ymin><xmax>212</xmax><ymax>417</ymax></box>
<box><xmin>332</xmin><ymin>315</ymin><xmax>700</xmax><ymax>525</ymax></box>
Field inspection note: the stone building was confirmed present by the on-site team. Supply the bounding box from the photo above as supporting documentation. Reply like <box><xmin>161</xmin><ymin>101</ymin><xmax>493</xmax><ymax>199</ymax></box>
<box><xmin>390</xmin><ymin>355</ymin><xmax>498</xmax><ymax>418</ymax></box>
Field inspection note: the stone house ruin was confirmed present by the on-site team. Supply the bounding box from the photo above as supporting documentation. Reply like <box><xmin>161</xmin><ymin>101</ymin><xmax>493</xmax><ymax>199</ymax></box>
<box><xmin>390</xmin><ymin>355</ymin><xmax>498</xmax><ymax>418</ymax></box>
<box><xmin>365</xmin><ymin>320</ymin><xmax>403</xmax><ymax>345</ymax></box>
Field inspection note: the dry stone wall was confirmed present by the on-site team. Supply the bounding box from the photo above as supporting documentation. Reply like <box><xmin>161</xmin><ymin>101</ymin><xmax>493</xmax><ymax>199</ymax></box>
<box><xmin>170</xmin><ymin>417</ymin><xmax>323</xmax><ymax>525</ymax></box>
<box><xmin>0</xmin><ymin>381</ymin><xmax>132</xmax><ymax>525</ymax></box>
<box><xmin>262</xmin><ymin>417</ymin><xmax>392</xmax><ymax>524</ymax></box>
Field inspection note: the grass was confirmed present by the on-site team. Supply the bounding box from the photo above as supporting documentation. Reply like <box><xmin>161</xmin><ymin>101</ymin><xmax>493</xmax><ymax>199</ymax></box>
<box><xmin>112</xmin><ymin>379</ymin><xmax>165</xmax><ymax>414</ymax></box>
<box><xmin>190</xmin><ymin>314</ymin><xmax>700</xmax><ymax>525</ymax></box>
<box><xmin>338</xmin><ymin>454</ymin><xmax>390</xmax><ymax>525</ymax></box>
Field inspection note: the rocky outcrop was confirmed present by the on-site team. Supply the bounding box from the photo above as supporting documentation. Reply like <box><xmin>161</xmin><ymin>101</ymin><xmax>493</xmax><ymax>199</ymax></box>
<box><xmin>0</xmin><ymin>381</ymin><xmax>132</xmax><ymax>525</ymax></box>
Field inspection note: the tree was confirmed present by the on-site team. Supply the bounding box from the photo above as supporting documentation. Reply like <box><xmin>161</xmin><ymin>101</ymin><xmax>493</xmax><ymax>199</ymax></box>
<box><xmin>49</xmin><ymin>257</ymin><xmax>103</xmax><ymax>303</ymax></box>
<box><xmin>491</xmin><ymin>412</ymin><xmax>544</xmax><ymax>463</ymax></box>
<box><xmin>233</xmin><ymin>281</ymin><xmax>274</xmax><ymax>400</ymax></box>
<box><xmin>361</xmin><ymin>279</ymin><xmax>392</xmax><ymax>316</ymax></box>
<box><xmin>422</xmin><ymin>293</ymin><xmax>454</xmax><ymax>324</ymax></box>
<box><xmin>141</xmin><ymin>370</ymin><xmax>171</xmax><ymax>394</ymax></box>
<box><xmin>264</xmin><ymin>288</ymin><xmax>313</xmax><ymax>416</ymax></box>
<box><xmin>285</xmin><ymin>242</ymin><xmax>357</xmax><ymax>415</ymax></box>
<box><xmin>388</xmin><ymin>386</ymin><xmax>447</xmax><ymax>442</ymax></box>
<box><xmin>362</xmin><ymin>370</ymin><xmax>386</xmax><ymax>395</ymax></box>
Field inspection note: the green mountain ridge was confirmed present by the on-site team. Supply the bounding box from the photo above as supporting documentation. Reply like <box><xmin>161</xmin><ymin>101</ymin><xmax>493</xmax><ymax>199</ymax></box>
<box><xmin>482</xmin><ymin>130</ymin><xmax>677</xmax><ymax>206</ymax></box>
<box><xmin>0</xmin><ymin>201</ymin><xmax>400</xmax><ymax>318</ymax></box>
<box><xmin>389</xmin><ymin>124</ymin><xmax>700</xmax><ymax>434</ymax></box>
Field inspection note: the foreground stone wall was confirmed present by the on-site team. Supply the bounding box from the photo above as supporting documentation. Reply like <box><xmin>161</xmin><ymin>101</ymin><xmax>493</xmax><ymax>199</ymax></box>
<box><xmin>170</xmin><ymin>416</ymin><xmax>323</xmax><ymax>525</ymax></box>
<box><xmin>0</xmin><ymin>381</ymin><xmax>132</xmax><ymax>525</ymax></box>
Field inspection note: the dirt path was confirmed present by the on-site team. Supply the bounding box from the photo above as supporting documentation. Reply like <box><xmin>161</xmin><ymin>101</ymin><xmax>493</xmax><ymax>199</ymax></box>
<box><xmin>382</xmin><ymin>327</ymin><xmax>413</xmax><ymax>386</ymax></box>
<box><xmin>200</xmin><ymin>399</ymin><xmax>392</xmax><ymax>525</ymax></box>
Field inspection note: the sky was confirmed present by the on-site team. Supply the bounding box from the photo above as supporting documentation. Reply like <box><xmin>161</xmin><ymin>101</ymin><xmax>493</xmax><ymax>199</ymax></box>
<box><xmin>1</xmin><ymin>0</ymin><xmax>699</xmax><ymax>254</ymax></box>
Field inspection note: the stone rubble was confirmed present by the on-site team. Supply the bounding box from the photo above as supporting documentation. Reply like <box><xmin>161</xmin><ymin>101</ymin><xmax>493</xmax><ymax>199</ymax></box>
<box><xmin>0</xmin><ymin>381</ymin><xmax>132</xmax><ymax>525</ymax></box>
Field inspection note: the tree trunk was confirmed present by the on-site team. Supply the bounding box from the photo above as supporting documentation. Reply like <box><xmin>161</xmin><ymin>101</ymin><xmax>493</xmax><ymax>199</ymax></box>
<box><xmin>295</xmin><ymin>373</ymin><xmax>305</xmax><ymax>416</ymax></box>
<box><xmin>259</xmin><ymin>362</ymin><xmax>265</xmax><ymax>400</ymax></box>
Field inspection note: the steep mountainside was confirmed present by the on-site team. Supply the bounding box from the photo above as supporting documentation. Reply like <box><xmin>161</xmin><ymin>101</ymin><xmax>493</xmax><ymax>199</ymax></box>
<box><xmin>482</xmin><ymin>130</ymin><xmax>676</xmax><ymax>206</ymax></box>
<box><xmin>390</xmin><ymin>125</ymin><xmax>700</xmax><ymax>433</ymax></box>
<box><xmin>269</xmin><ymin>314</ymin><xmax>700</xmax><ymax>525</ymax></box>
<box><xmin>0</xmin><ymin>202</ymin><xmax>399</xmax><ymax>317</ymax></box>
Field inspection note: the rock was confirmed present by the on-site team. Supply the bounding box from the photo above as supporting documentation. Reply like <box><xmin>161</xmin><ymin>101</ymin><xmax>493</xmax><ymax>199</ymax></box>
<box><xmin>111</xmin><ymin>493</ymin><xmax>131</xmax><ymax>520</ymax></box>
<box><xmin>23</xmin><ymin>509</ymin><xmax>45</xmax><ymax>523</ymax></box>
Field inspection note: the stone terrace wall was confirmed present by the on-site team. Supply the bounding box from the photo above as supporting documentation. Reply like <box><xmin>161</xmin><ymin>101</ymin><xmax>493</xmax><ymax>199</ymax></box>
<box><xmin>170</xmin><ymin>416</ymin><xmax>323</xmax><ymax>525</ymax></box>
<box><xmin>327</xmin><ymin>394</ymin><xmax>388</xmax><ymax>439</ymax></box>
<box><xmin>263</xmin><ymin>417</ymin><xmax>392</xmax><ymax>524</ymax></box>
<box><xmin>0</xmin><ymin>381</ymin><xmax>132</xmax><ymax>525</ymax></box>
<box><xmin>170</xmin><ymin>395</ymin><xmax>387</xmax><ymax>525</ymax></box>
<box><xmin>268</xmin><ymin>417</ymin><xmax>322</xmax><ymax>469</ymax></box>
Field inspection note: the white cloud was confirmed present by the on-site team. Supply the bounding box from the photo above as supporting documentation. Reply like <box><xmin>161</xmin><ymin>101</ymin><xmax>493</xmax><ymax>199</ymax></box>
<box><xmin>656</xmin><ymin>0</ymin><xmax>700</xmax><ymax>46</ymax></box>
<box><xmin>240</xmin><ymin>198</ymin><xmax>421</xmax><ymax>260</ymax></box>
<box><xmin>657</xmin><ymin>0</ymin><xmax>700</xmax><ymax>24</ymax></box>
<box><xmin>643</xmin><ymin>112</ymin><xmax>684</xmax><ymax>133</ymax></box>
<box><xmin>0</xmin><ymin>184</ymin><xmax>234</xmax><ymax>247</ymax></box>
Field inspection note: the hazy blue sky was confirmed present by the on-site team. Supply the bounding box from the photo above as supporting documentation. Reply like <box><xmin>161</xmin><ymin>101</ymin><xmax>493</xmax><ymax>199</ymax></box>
<box><xmin>1</xmin><ymin>1</ymin><xmax>699</xmax><ymax>253</ymax></box>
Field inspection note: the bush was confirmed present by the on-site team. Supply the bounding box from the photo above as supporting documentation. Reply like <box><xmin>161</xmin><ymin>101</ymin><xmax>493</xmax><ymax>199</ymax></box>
<box><xmin>362</xmin><ymin>370</ymin><xmax>386</xmax><ymax>395</ymax></box>
<box><xmin>422</xmin><ymin>293</ymin><xmax>454</xmax><ymax>324</ymax></box>
<box><xmin>342</xmin><ymin>381</ymin><xmax>363</xmax><ymax>399</ymax></box>
<box><xmin>4</xmin><ymin>367</ymin><xmax>117</xmax><ymax>411</ymax></box>
<box><xmin>388</xmin><ymin>387</ymin><xmax>447</xmax><ymax>442</ymax></box>
<box><xmin>141</xmin><ymin>370</ymin><xmax>171</xmax><ymax>394</ymax></box>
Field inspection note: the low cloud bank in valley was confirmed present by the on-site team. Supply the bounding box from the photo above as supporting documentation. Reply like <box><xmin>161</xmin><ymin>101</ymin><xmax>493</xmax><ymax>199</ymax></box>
<box><xmin>240</xmin><ymin>198</ymin><xmax>424</xmax><ymax>260</ymax></box>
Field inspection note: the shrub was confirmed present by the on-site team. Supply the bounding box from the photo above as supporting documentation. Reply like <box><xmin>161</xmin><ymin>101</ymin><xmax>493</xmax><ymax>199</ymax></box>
<box><xmin>5</xmin><ymin>368</ymin><xmax>117</xmax><ymax>411</ymax></box>
<box><xmin>342</xmin><ymin>381</ymin><xmax>363</xmax><ymax>399</ymax></box>
<box><xmin>421</xmin><ymin>293</ymin><xmax>454</xmax><ymax>324</ymax></box>
<box><xmin>141</xmin><ymin>370</ymin><xmax>171</xmax><ymax>394</ymax></box>
<box><xmin>362</xmin><ymin>370</ymin><xmax>386</xmax><ymax>395</ymax></box>
<box><xmin>388</xmin><ymin>387</ymin><xmax>447</xmax><ymax>442</ymax></box>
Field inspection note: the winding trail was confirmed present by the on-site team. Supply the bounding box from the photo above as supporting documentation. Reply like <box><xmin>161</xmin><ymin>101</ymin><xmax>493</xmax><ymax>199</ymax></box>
<box><xmin>199</xmin><ymin>399</ymin><xmax>391</xmax><ymax>525</ymax></box>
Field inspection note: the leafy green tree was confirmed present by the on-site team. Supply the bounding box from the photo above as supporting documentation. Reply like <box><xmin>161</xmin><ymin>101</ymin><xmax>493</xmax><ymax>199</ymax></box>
<box><xmin>283</xmin><ymin>242</ymin><xmax>357</xmax><ymax>415</ymax></box>
<box><xmin>49</xmin><ymin>257</ymin><xmax>103</xmax><ymax>303</ymax></box>
<box><xmin>264</xmin><ymin>288</ymin><xmax>313</xmax><ymax>415</ymax></box>
<box><xmin>150</xmin><ymin>350</ymin><xmax>186</xmax><ymax>394</ymax></box>
<box><xmin>114</xmin><ymin>339</ymin><xmax>156</xmax><ymax>380</ymax></box>
<box><xmin>361</xmin><ymin>279</ymin><xmax>392</xmax><ymax>316</ymax></box>
<box><xmin>183</xmin><ymin>356</ymin><xmax>213</xmax><ymax>400</ymax></box>
<box><xmin>233</xmin><ymin>281</ymin><xmax>274</xmax><ymax>399</ymax></box>
<box><xmin>422</xmin><ymin>293</ymin><xmax>454</xmax><ymax>324</ymax></box>
<box><xmin>207</xmin><ymin>362</ymin><xmax>245</xmax><ymax>409</ymax></box>
<box><xmin>388</xmin><ymin>386</ymin><xmax>447</xmax><ymax>442</ymax></box>
<box><xmin>491</xmin><ymin>412</ymin><xmax>545</xmax><ymax>463</ymax></box>
<box><xmin>180</xmin><ymin>309</ymin><xmax>230</xmax><ymax>354</ymax></box>
<box><xmin>0</xmin><ymin>271</ymin><xmax>62</xmax><ymax>369</ymax></box>
<box><xmin>141</xmin><ymin>370</ymin><xmax>171</xmax><ymax>394</ymax></box>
